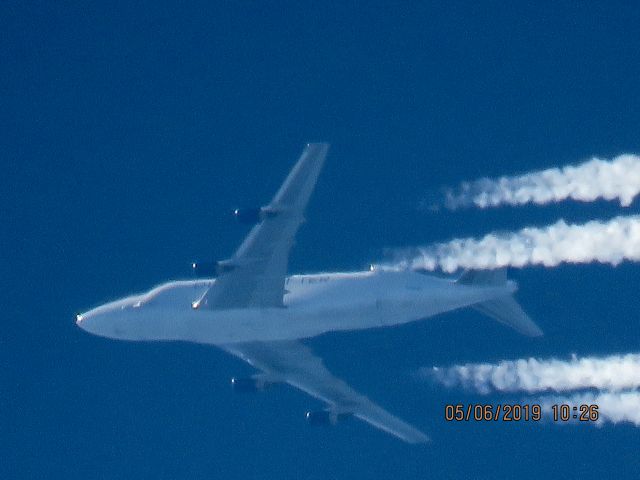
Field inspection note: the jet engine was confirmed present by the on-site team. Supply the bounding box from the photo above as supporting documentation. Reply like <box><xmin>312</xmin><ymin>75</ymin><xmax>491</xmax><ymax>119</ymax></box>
<box><xmin>305</xmin><ymin>410</ymin><xmax>352</xmax><ymax>426</ymax></box>
<box><xmin>233</xmin><ymin>207</ymin><xmax>278</xmax><ymax>225</ymax></box>
<box><xmin>191</xmin><ymin>260</ymin><xmax>235</xmax><ymax>278</ymax></box>
<box><xmin>230</xmin><ymin>376</ymin><xmax>274</xmax><ymax>393</ymax></box>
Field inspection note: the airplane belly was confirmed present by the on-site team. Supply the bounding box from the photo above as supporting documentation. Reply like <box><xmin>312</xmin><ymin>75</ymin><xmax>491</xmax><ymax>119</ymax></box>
<box><xmin>171</xmin><ymin>308</ymin><xmax>328</xmax><ymax>344</ymax></box>
<box><xmin>374</xmin><ymin>295</ymin><xmax>443</xmax><ymax>326</ymax></box>
<box><xmin>172</xmin><ymin>301</ymin><xmax>387</xmax><ymax>344</ymax></box>
<box><xmin>124</xmin><ymin>279</ymin><xmax>504</xmax><ymax>344</ymax></box>
<box><xmin>372</xmin><ymin>283</ymin><xmax>484</xmax><ymax>327</ymax></box>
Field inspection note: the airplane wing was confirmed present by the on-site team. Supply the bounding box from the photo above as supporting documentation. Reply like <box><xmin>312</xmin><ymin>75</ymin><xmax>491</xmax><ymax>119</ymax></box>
<box><xmin>221</xmin><ymin>340</ymin><xmax>430</xmax><ymax>444</ymax></box>
<box><xmin>198</xmin><ymin>144</ymin><xmax>428</xmax><ymax>442</ymax></box>
<box><xmin>195</xmin><ymin>143</ymin><xmax>329</xmax><ymax>309</ymax></box>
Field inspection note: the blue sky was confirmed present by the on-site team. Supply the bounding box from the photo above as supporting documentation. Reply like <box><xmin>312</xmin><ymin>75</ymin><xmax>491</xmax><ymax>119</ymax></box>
<box><xmin>3</xmin><ymin>2</ymin><xmax>640</xmax><ymax>478</ymax></box>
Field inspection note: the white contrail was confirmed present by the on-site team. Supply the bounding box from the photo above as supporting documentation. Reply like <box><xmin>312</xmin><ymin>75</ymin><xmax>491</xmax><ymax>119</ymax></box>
<box><xmin>424</xmin><ymin>353</ymin><xmax>640</xmax><ymax>394</ymax></box>
<box><xmin>400</xmin><ymin>214</ymin><xmax>640</xmax><ymax>273</ymax></box>
<box><xmin>538</xmin><ymin>391</ymin><xmax>640</xmax><ymax>426</ymax></box>
<box><xmin>423</xmin><ymin>354</ymin><xmax>640</xmax><ymax>426</ymax></box>
<box><xmin>439</xmin><ymin>154</ymin><xmax>640</xmax><ymax>210</ymax></box>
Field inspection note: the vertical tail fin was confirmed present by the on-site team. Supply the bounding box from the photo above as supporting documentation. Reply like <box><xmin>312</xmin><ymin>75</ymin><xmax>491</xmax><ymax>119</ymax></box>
<box><xmin>457</xmin><ymin>269</ymin><xmax>543</xmax><ymax>337</ymax></box>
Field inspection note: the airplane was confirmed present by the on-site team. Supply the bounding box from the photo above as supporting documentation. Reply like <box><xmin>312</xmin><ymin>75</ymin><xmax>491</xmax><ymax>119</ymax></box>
<box><xmin>76</xmin><ymin>143</ymin><xmax>543</xmax><ymax>443</ymax></box>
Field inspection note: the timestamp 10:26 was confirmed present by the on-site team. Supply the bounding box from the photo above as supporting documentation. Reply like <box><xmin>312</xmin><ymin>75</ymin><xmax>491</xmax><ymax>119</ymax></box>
<box><xmin>552</xmin><ymin>404</ymin><xmax>599</xmax><ymax>422</ymax></box>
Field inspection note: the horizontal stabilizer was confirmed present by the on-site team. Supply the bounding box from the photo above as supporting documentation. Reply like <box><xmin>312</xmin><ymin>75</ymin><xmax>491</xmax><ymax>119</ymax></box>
<box><xmin>473</xmin><ymin>295</ymin><xmax>543</xmax><ymax>337</ymax></box>
<box><xmin>457</xmin><ymin>268</ymin><xmax>543</xmax><ymax>337</ymax></box>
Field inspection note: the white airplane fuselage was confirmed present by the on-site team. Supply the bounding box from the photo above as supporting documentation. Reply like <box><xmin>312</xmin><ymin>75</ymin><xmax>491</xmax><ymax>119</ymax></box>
<box><xmin>77</xmin><ymin>269</ymin><xmax>516</xmax><ymax>344</ymax></box>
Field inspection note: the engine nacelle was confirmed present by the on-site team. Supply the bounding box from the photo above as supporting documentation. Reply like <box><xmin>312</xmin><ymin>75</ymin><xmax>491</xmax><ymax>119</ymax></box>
<box><xmin>230</xmin><ymin>376</ymin><xmax>272</xmax><ymax>393</ymax></box>
<box><xmin>191</xmin><ymin>260</ymin><xmax>235</xmax><ymax>278</ymax></box>
<box><xmin>233</xmin><ymin>207</ymin><xmax>278</xmax><ymax>225</ymax></box>
<box><xmin>305</xmin><ymin>410</ymin><xmax>351</xmax><ymax>426</ymax></box>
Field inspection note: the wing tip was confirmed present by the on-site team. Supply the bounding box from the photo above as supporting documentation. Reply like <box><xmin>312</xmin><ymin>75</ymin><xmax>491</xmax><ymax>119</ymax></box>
<box><xmin>304</xmin><ymin>142</ymin><xmax>331</xmax><ymax>154</ymax></box>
